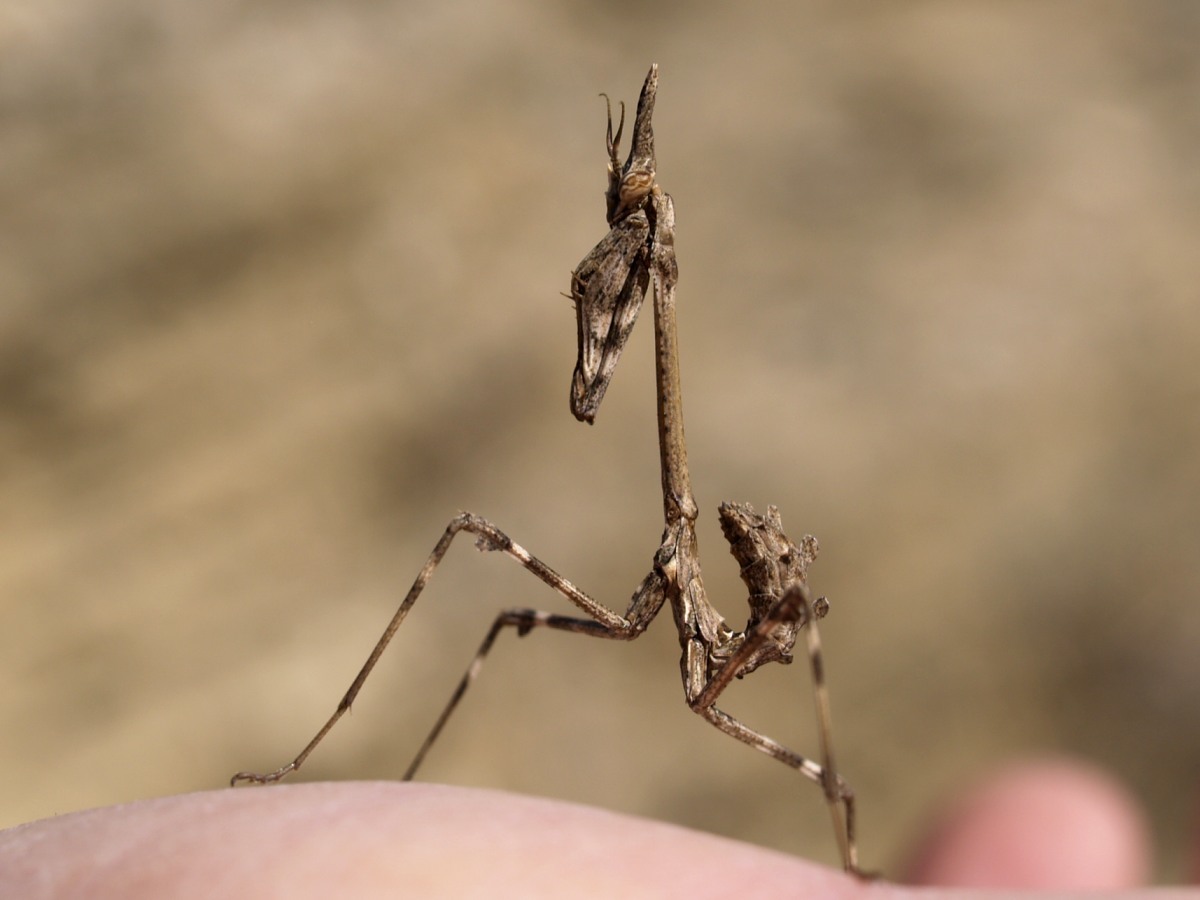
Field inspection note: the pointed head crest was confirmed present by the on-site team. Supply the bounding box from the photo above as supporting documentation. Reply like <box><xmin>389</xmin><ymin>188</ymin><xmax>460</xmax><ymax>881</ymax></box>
<box><xmin>602</xmin><ymin>64</ymin><xmax>659</xmax><ymax>226</ymax></box>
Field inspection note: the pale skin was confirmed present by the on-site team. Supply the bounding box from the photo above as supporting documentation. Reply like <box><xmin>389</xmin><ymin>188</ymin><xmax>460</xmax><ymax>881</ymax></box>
<box><xmin>1</xmin><ymin>759</ymin><xmax>1188</xmax><ymax>898</ymax></box>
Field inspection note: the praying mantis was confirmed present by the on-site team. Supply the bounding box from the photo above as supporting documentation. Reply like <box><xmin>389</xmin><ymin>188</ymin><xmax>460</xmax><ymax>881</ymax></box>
<box><xmin>232</xmin><ymin>64</ymin><xmax>865</xmax><ymax>876</ymax></box>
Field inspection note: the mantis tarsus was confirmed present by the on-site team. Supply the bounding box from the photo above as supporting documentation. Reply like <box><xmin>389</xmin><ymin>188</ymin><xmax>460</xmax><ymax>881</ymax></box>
<box><xmin>232</xmin><ymin>64</ymin><xmax>865</xmax><ymax>876</ymax></box>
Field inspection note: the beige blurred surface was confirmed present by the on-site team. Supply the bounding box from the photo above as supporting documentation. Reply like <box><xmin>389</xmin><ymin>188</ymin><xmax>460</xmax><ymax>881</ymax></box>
<box><xmin>2</xmin><ymin>0</ymin><xmax>1197</xmax><ymax>880</ymax></box>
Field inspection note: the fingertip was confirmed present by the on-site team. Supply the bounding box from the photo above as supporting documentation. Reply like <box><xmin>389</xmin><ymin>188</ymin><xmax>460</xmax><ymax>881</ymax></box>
<box><xmin>905</xmin><ymin>758</ymin><xmax>1150</xmax><ymax>889</ymax></box>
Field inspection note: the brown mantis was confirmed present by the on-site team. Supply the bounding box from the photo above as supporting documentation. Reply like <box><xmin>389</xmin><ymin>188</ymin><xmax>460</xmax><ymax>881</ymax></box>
<box><xmin>232</xmin><ymin>64</ymin><xmax>865</xmax><ymax>875</ymax></box>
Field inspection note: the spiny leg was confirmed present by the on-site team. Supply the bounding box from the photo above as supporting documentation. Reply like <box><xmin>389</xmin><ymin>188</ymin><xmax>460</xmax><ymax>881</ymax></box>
<box><xmin>690</xmin><ymin>584</ymin><xmax>861</xmax><ymax>875</ymax></box>
<box><xmin>231</xmin><ymin>512</ymin><xmax>660</xmax><ymax>786</ymax></box>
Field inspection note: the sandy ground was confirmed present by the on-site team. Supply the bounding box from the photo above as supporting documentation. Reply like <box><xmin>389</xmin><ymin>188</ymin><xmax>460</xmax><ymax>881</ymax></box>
<box><xmin>2</xmin><ymin>1</ymin><xmax>1197</xmax><ymax>880</ymax></box>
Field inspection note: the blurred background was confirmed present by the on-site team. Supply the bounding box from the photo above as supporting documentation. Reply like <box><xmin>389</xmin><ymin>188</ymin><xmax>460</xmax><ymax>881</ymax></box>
<box><xmin>2</xmin><ymin>0</ymin><xmax>1197</xmax><ymax>880</ymax></box>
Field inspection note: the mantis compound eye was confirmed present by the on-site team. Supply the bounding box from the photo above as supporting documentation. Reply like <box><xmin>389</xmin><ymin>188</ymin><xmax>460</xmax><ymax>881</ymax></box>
<box><xmin>617</xmin><ymin>168</ymin><xmax>655</xmax><ymax>214</ymax></box>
